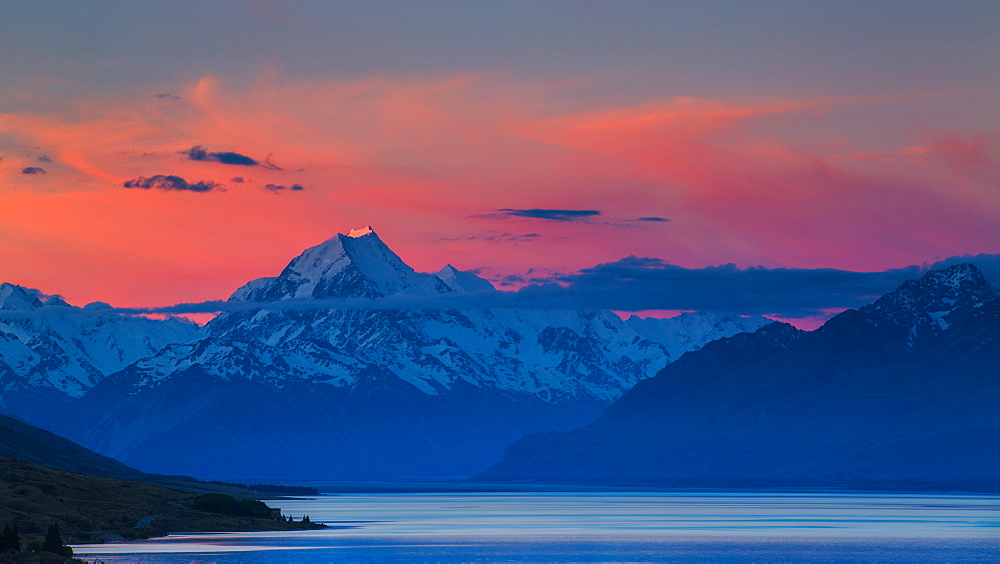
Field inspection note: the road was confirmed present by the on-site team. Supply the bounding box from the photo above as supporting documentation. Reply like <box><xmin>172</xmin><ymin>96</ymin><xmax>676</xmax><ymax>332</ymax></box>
<box><xmin>135</xmin><ymin>513</ymin><xmax>163</xmax><ymax>528</ymax></box>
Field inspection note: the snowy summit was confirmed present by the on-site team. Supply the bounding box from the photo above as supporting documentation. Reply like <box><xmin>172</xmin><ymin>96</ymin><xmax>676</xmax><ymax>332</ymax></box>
<box><xmin>347</xmin><ymin>226</ymin><xmax>375</xmax><ymax>238</ymax></box>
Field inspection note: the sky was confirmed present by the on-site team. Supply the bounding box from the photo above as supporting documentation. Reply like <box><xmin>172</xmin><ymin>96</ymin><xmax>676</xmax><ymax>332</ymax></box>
<box><xmin>1</xmin><ymin>1</ymin><xmax>998</xmax><ymax>327</ymax></box>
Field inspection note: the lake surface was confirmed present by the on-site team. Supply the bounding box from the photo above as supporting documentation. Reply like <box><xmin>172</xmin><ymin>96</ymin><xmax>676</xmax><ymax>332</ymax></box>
<box><xmin>74</xmin><ymin>491</ymin><xmax>1000</xmax><ymax>562</ymax></box>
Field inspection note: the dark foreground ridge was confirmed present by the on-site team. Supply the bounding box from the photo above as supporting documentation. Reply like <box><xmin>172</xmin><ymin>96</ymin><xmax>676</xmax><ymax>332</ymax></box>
<box><xmin>0</xmin><ymin>457</ymin><xmax>325</xmax><ymax>550</ymax></box>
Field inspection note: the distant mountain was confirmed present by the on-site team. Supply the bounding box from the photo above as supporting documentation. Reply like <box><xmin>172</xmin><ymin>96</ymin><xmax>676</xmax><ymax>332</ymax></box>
<box><xmin>480</xmin><ymin>264</ymin><xmax>1000</xmax><ymax>490</ymax></box>
<box><xmin>857</xmin><ymin>262</ymin><xmax>995</xmax><ymax>349</ymax></box>
<box><xmin>0</xmin><ymin>283</ymin><xmax>203</xmax><ymax>422</ymax></box>
<box><xmin>31</xmin><ymin>228</ymin><xmax>768</xmax><ymax>479</ymax></box>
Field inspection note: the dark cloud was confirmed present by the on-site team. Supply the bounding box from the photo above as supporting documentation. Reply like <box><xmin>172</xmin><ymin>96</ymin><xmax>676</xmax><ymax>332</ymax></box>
<box><xmin>213</xmin><ymin>152</ymin><xmax>259</xmax><ymax>166</ymax></box>
<box><xmin>230</xmin><ymin>176</ymin><xmax>246</xmax><ymax>183</ymax></box>
<box><xmin>492</xmin><ymin>208</ymin><xmax>601</xmax><ymax>222</ymax></box>
<box><xmin>123</xmin><ymin>174</ymin><xmax>221</xmax><ymax>192</ymax></box>
<box><xmin>21</xmin><ymin>167</ymin><xmax>46</xmax><ymax>175</ymax></box>
<box><xmin>37</xmin><ymin>155</ymin><xmax>52</xmax><ymax>163</ymax></box>
<box><xmin>156</xmin><ymin>93</ymin><xmax>181</xmax><ymax>100</ymax></box>
<box><xmin>489</xmin><ymin>267</ymin><xmax>565</xmax><ymax>287</ymax></box>
<box><xmin>516</xmin><ymin>257</ymin><xmax>929</xmax><ymax>317</ymax></box>
<box><xmin>183</xmin><ymin>145</ymin><xmax>258</xmax><ymax>166</ymax></box>
<box><xmin>264</xmin><ymin>183</ymin><xmax>304</xmax><ymax>192</ymax></box>
<box><xmin>498</xmin><ymin>274</ymin><xmax>526</xmax><ymax>287</ymax></box>
<box><xmin>476</xmin><ymin>209</ymin><xmax>665</xmax><ymax>226</ymax></box>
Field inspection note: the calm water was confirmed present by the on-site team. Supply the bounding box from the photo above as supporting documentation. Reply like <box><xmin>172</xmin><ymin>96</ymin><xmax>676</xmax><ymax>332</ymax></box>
<box><xmin>74</xmin><ymin>492</ymin><xmax>1000</xmax><ymax>562</ymax></box>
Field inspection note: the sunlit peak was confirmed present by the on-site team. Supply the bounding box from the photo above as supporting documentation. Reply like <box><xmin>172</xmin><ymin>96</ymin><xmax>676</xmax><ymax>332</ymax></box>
<box><xmin>347</xmin><ymin>226</ymin><xmax>375</xmax><ymax>238</ymax></box>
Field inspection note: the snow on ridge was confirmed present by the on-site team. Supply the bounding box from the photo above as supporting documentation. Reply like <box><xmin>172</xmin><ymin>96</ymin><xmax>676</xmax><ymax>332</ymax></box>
<box><xmin>0</xmin><ymin>283</ymin><xmax>44</xmax><ymax>310</ymax></box>
<box><xmin>229</xmin><ymin>276</ymin><xmax>277</xmax><ymax>302</ymax></box>
<box><xmin>435</xmin><ymin>264</ymin><xmax>496</xmax><ymax>293</ymax></box>
<box><xmin>858</xmin><ymin>262</ymin><xmax>996</xmax><ymax>349</ymax></box>
<box><xmin>0</xmin><ymin>293</ymin><xmax>205</xmax><ymax>398</ymax></box>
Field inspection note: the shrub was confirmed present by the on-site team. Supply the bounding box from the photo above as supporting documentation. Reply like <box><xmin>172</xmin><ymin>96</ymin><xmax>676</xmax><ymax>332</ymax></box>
<box><xmin>191</xmin><ymin>494</ymin><xmax>273</xmax><ymax>519</ymax></box>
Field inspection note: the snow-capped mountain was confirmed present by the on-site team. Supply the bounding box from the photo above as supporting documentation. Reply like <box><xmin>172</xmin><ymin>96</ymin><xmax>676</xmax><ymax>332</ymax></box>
<box><xmin>858</xmin><ymin>262</ymin><xmax>996</xmax><ymax>349</ymax></box>
<box><xmin>205</xmin><ymin>227</ymin><xmax>770</xmax><ymax>402</ymax></box>
<box><xmin>0</xmin><ymin>283</ymin><xmax>203</xmax><ymax>419</ymax></box>
<box><xmin>231</xmin><ymin>226</ymin><xmax>451</xmax><ymax>302</ymax></box>
<box><xmin>47</xmin><ymin>227</ymin><xmax>769</xmax><ymax>479</ymax></box>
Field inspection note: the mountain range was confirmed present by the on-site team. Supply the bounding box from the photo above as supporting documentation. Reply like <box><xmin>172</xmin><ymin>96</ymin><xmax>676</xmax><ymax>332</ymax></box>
<box><xmin>0</xmin><ymin>283</ymin><xmax>202</xmax><ymax>419</ymax></box>
<box><xmin>1</xmin><ymin>227</ymin><xmax>767</xmax><ymax>479</ymax></box>
<box><xmin>480</xmin><ymin>263</ymin><xmax>1000</xmax><ymax>489</ymax></box>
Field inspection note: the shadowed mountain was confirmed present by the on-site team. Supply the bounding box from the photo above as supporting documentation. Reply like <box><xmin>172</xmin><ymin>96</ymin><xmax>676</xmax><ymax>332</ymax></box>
<box><xmin>0</xmin><ymin>413</ymin><xmax>145</xmax><ymax>481</ymax></box>
<box><xmin>0</xmin><ymin>413</ymin><xmax>315</xmax><ymax>500</ymax></box>
<box><xmin>480</xmin><ymin>264</ymin><xmax>1000</xmax><ymax>490</ymax></box>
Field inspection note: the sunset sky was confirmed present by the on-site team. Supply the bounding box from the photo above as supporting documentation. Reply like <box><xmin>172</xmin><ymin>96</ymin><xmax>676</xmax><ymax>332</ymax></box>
<box><xmin>1</xmin><ymin>1</ymin><xmax>998</xmax><ymax>325</ymax></box>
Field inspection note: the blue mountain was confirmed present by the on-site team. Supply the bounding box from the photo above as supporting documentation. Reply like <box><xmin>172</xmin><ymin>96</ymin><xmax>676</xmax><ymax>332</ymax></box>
<box><xmin>480</xmin><ymin>264</ymin><xmax>1000</xmax><ymax>490</ymax></box>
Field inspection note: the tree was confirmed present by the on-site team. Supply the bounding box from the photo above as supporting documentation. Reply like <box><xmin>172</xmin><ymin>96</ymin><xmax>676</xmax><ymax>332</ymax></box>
<box><xmin>42</xmin><ymin>522</ymin><xmax>72</xmax><ymax>556</ymax></box>
<box><xmin>10</xmin><ymin>523</ymin><xmax>20</xmax><ymax>552</ymax></box>
<box><xmin>0</xmin><ymin>524</ymin><xmax>11</xmax><ymax>552</ymax></box>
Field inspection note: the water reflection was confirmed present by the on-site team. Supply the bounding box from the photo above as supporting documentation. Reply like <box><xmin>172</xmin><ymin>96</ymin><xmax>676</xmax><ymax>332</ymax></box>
<box><xmin>74</xmin><ymin>492</ymin><xmax>1000</xmax><ymax>562</ymax></box>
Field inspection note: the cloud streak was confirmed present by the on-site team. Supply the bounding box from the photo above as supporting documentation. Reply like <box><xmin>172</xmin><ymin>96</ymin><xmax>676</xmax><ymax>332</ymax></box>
<box><xmin>486</xmin><ymin>209</ymin><xmax>602</xmax><ymax>222</ymax></box>
<box><xmin>264</xmin><ymin>183</ymin><xmax>304</xmax><ymax>192</ymax></box>
<box><xmin>4</xmin><ymin>254</ymin><xmax>993</xmax><ymax>321</ymax></box>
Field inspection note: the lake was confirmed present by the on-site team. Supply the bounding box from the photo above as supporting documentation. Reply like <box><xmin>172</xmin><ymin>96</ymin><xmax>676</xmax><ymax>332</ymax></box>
<box><xmin>73</xmin><ymin>491</ymin><xmax>1000</xmax><ymax>562</ymax></box>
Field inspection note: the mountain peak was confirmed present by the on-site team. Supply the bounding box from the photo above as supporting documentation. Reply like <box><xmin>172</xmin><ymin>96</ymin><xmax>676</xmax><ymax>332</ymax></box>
<box><xmin>43</xmin><ymin>295</ymin><xmax>71</xmax><ymax>307</ymax></box>
<box><xmin>435</xmin><ymin>265</ymin><xmax>496</xmax><ymax>293</ymax></box>
<box><xmin>0</xmin><ymin>283</ymin><xmax>45</xmax><ymax>310</ymax></box>
<box><xmin>917</xmin><ymin>262</ymin><xmax>984</xmax><ymax>289</ymax></box>
<box><xmin>228</xmin><ymin>228</ymin><xmax>450</xmax><ymax>302</ymax></box>
<box><xmin>859</xmin><ymin>263</ymin><xmax>996</xmax><ymax>348</ymax></box>
<box><xmin>347</xmin><ymin>225</ymin><xmax>375</xmax><ymax>238</ymax></box>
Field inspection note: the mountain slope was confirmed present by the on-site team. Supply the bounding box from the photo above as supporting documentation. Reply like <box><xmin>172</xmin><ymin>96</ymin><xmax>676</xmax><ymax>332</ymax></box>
<box><xmin>0</xmin><ymin>413</ymin><xmax>145</xmax><ymax>481</ymax></box>
<box><xmin>480</xmin><ymin>264</ymin><xmax>1000</xmax><ymax>489</ymax></box>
